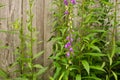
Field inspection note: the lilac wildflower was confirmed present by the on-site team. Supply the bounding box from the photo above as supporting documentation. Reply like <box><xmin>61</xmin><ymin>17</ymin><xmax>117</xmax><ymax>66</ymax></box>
<box><xmin>70</xmin><ymin>38</ymin><xmax>73</xmax><ymax>42</ymax></box>
<box><xmin>66</xmin><ymin>36</ymin><xmax>70</xmax><ymax>40</ymax></box>
<box><xmin>69</xmin><ymin>47</ymin><xmax>73</xmax><ymax>52</ymax></box>
<box><xmin>64</xmin><ymin>0</ymin><xmax>68</xmax><ymax>5</ymax></box>
<box><xmin>66</xmin><ymin>36</ymin><xmax>73</xmax><ymax>42</ymax></box>
<box><xmin>64</xmin><ymin>10</ymin><xmax>69</xmax><ymax>14</ymax></box>
<box><xmin>66</xmin><ymin>52</ymin><xmax>70</xmax><ymax>57</ymax></box>
<box><xmin>71</xmin><ymin>0</ymin><xmax>76</xmax><ymax>4</ymax></box>
<box><xmin>65</xmin><ymin>42</ymin><xmax>71</xmax><ymax>48</ymax></box>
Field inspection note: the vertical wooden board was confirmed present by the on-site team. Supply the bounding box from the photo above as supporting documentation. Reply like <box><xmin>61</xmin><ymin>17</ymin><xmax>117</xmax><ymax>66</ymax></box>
<box><xmin>8</xmin><ymin>0</ymin><xmax>22</xmax><ymax>78</ymax></box>
<box><xmin>22</xmin><ymin>0</ymin><xmax>27</xmax><ymax>29</ymax></box>
<box><xmin>117</xmin><ymin>0</ymin><xmax>120</xmax><ymax>40</ymax></box>
<box><xmin>32</xmin><ymin>0</ymin><xmax>37</xmax><ymax>57</ymax></box>
<box><xmin>44</xmin><ymin>0</ymin><xmax>53</xmax><ymax>79</ymax></box>
<box><xmin>11</xmin><ymin>0</ymin><xmax>22</xmax><ymax>49</ymax></box>
<box><xmin>0</xmin><ymin>0</ymin><xmax>22</xmax><ymax>78</ymax></box>
<box><xmin>0</xmin><ymin>0</ymin><xmax>10</xmax><ymax>72</ymax></box>
<box><xmin>36</xmin><ymin>0</ymin><xmax>44</xmax><ymax>65</ymax></box>
<box><xmin>0</xmin><ymin>0</ymin><xmax>8</xmax><ymax>48</ymax></box>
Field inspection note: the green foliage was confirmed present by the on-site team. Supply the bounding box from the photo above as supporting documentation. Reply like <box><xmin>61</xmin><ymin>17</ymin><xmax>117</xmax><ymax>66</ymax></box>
<box><xmin>0</xmin><ymin>68</ymin><xmax>9</xmax><ymax>79</ymax></box>
<box><xmin>82</xmin><ymin>60</ymin><xmax>90</xmax><ymax>75</ymax></box>
<box><xmin>76</xmin><ymin>74</ymin><xmax>81</xmax><ymax>80</ymax></box>
<box><xmin>50</xmin><ymin>0</ymin><xmax>120</xmax><ymax>80</ymax></box>
<box><xmin>11</xmin><ymin>0</ymin><xmax>47</xmax><ymax>79</ymax></box>
<box><xmin>0</xmin><ymin>3</ymin><xmax>5</xmax><ymax>7</ymax></box>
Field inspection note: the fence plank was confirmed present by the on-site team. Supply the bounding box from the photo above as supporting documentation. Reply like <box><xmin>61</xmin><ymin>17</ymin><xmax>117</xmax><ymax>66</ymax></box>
<box><xmin>43</xmin><ymin>0</ymin><xmax>53</xmax><ymax>79</ymax></box>
<box><xmin>0</xmin><ymin>0</ymin><xmax>21</xmax><ymax>78</ymax></box>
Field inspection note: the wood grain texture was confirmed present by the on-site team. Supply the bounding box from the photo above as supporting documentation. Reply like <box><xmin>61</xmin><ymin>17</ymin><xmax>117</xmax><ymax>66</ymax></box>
<box><xmin>44</xmin><ymin>0</ymin><xmax>53</xmax><ymax>79</ymax></box>
<box><xmin>0</xmin><ymin>0</ymin><xmax>22</xmax><ymax>78</ymax></box>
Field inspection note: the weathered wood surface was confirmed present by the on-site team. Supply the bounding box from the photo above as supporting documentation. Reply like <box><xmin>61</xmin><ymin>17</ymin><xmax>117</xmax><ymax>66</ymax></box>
<box><xmin>0</xmin><ymin>0</ymin><xmax>52</xmax><ymax>79</ymax></box>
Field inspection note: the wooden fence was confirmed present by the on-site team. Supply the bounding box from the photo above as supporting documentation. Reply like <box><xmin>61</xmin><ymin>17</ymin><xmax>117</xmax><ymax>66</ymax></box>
<box><xmin>0</xmin><ymin>0</ymin><xmax>52</xmax><ymax>79</ymax></box>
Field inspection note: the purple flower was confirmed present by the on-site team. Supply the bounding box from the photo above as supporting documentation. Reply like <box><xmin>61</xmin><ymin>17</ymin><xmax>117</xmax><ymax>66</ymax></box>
<box><xmin>64</xmin><ymin>10</ymin><xmax>69</xmax><ymax>14</ymax></box>
<box><xmin>65</xmin><ymin>44</ymin><xmax>68</xmax><ymax>48</ymax></box>
<box><xmin>66</xmin><ymin>52</ymin><xmax>70</xmax><ymax>57</ymax></box>
<box><xmin>64</xmin><ymin>0</ymin><xmax>68</xmax><ymax>5</ymax></box>
<box><xmin>70</xmin><ymin>38</ymin><xmax>73</xmax><ymax>42</ymax></box>
<box><xmin>65</xmin><ymin>42</ymin><xmax>71</xmax><ymax>48</ymax></box>
<box><xmin>66</xmin><ymin>36</ymin><xmax>73</xmax><ymax>42</ymax></box>
<box><xmin>71</xmin><ymin>0</ymin><xmax>76</xmax><ymax>4</ymax></box>
<box><xmin>69</xmin><ymin>47</ymin><xmax>73</xmax><ymax>52</ymax></box>
<box><xmin>66</xmin><ymin>36</ymin><xmax>70</xmax><ymax>40</ymax></box>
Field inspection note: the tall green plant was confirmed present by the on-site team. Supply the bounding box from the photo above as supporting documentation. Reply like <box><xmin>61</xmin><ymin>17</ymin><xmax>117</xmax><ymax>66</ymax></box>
<box><xmin>50</xmin><ymin>0</ymin><xmax>120</xmax><ymax>80</ymax></box>
<box><xmin>10</xmin><ymin>0</ymin><xmax>47</xmax><ymax>80</ymax></box>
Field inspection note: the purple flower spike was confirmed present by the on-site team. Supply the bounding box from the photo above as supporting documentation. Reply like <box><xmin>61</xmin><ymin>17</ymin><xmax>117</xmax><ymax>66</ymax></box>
<box><xmin>67</xmin><ymin>42</ymin><xmax>71</xmax><ymax>47</ymax></box>
<box><xmin>69</xmin><ymin>47</ymin><xmax>73</xmax><ymax>52</ymax></box>
<box><xmin>64</xmin><ymin>10</ymin><xmax>69</xmax><ymax>15</ymax></box>
<box><xmin>71</xmin><ymin>0</ymin><xmax>76</xmax><ymax>4</ymax></box>
<box><xmin>65</xmin><ymin>42</ymin><xmax>71</xmax><ymax>48</ymax></box>
<box><xmin>66</xmin><ymin>52</ymin><xmax>70</xmax><ymax>57</ymax></box>
<box><xmin>64</xmin><ymin>0</ymin><xmax>68</xmax><ymax>5</ymax></box>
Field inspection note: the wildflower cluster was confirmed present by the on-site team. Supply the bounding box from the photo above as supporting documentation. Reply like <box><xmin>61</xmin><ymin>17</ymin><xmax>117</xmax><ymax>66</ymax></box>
<box><xmin>65</xmin><ymin>36</ymin><xmax>74</xmax><ymax>57</ymax></box>
<box><xmin>64</xmin><ymin>0</ymin><xmax>76</xmax><ymax>57</ymax></box>
<box><xmin>64</xmin><ymin>0</ymin><xmax>76</xmax><ymax>15</ymax></box>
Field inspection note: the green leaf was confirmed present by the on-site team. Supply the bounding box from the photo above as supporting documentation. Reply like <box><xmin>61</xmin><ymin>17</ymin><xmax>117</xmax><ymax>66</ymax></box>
<box><xmin>60</xmin><ymin>28</ymin><xmax>67</xmax><ymax>36</ymax></box>
<box><xmin>112</xmin><ymin>71</ymin><xmax>118</xmax><ymax>80</ymax></box>
<box><xmin>89</xmin><ymin>45</ymin><xmax>101</xmax><ymax>52</ymax></box>
<box><xmin>101</xmin><ymin>0</ymin><xmax>112</xmax><ymax>6</ymax></box>
<box><xmin>33</xmin><ymin>64</ymin><xmax>43</xmax><ymax>69</ymax></box>
<box><xmin>59</xmin><ymin>72</ymin><xmax>64</xmax><ymax>80</ymax></box>
<box><xmin>69</xmin><ymin>65</ymin><xmax>80</xmax><ymax>71</ymax></box>
<box><xmin>82</xmin><ymin>60</ymin><xmax>90</xmax><ymax>75</ymax></box>
<box><xmin>12</xmin><ymin>19</ymin><xmax>20</xmax><ymax>30</ymax></box>
<box><xmin>111</xmin><ymin>61</ymin><xmax>120</xmax><ymax>68</ymax></box>
<box><xmin>0</xmin><ymin>3</ymin><xmax>5</xmax><ymax>7</ymax></box>
<box><xmin>101</xmin><ymin>62</ymin><xmax>106</xmax><ymax>68</ymax></box>
<box><xmin>0</xmin><ymin>45</ymin><xmax>9</xmax><ymax>49</ymax></box>
<box><xmin>33</xmin><ymin>51</ymin><xmax>44</xmax><ymax>60</ymax></box>
<box><xmin>76</xmin><ymin>74</ymin><xmax>81</xmax><ymax>80</ymax></box>
<box><xmin>49</xmin><ymin>77</ymin><xmax>54</xmax><ymax>80</ymax></box>
<box><xmin>91</xmin><ymin>39</ymin><xmax>99</xmax><ymax>44</ymax></box>
<box><xmin>0</xmin><ymin>69</ymin><xmax>8</xmax><ymax>79</ymax></box>
<box><xmin>84</xmin><ymin>13</ymin><xmax>93</xmax><ymax>23</ymax></box>
<box><xmin>111</xmin><ymin>43</ymin><xmax>116</xmax><ymax>58</ymax></box>
<box><xmin>91</xmin><ymin>30</ymin><xmax>106</xmax><ymax>33</ymax></box>
<box><xmin>28</xmin><ymin>62</ymin><xmax>32</xmax><ymax>70</ymax></box>
<box><xmin>13</xmin><ymin>77</ymin><xmax>29</xmax><ymax>80</ymax></box>
<box><xmin>108</xmin><ymin>54</ymin><xmax>112</xmax><ymax>65</ymax></box>
<box><xmin>84</xmin><ymin>53</ymin><xmax>106</xmax><ymax>57</ymax></box>
<box><xmin>82</xmin><ymin>76</ymin><xmax>101</xmax><ymax>80</ymax></box>
<box><xmin>36</xmin><ymin>67</ymin><xmax>47</xmax><ymax>76</ymax></box>
<box><xmin>9</xmin><ymin>62</ymin><xmax>18</xmax><ymax>68</ymax></box>
<box><xmin>51</xmin><ymin>37</ymin><xmax>62</xmax><ymax>42</ymax></box>
<box><xmin>63</xmin><ymin>70</ymin><xmax>69</xmax><ymax>80</ymax></box>
<box><xmin>90</xmin><ymin>66</ymin><xmax>106</xmax><ymax>72</ymax></box>
<box><xmin>54</xmin><ymin>67</ymin><xmax>61</xmax><ymax>79</ymax></box>
<box><xmin>106</xmin><ymin>75</ymin><xmax>109</xmax><ymax>80</ymax></box>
